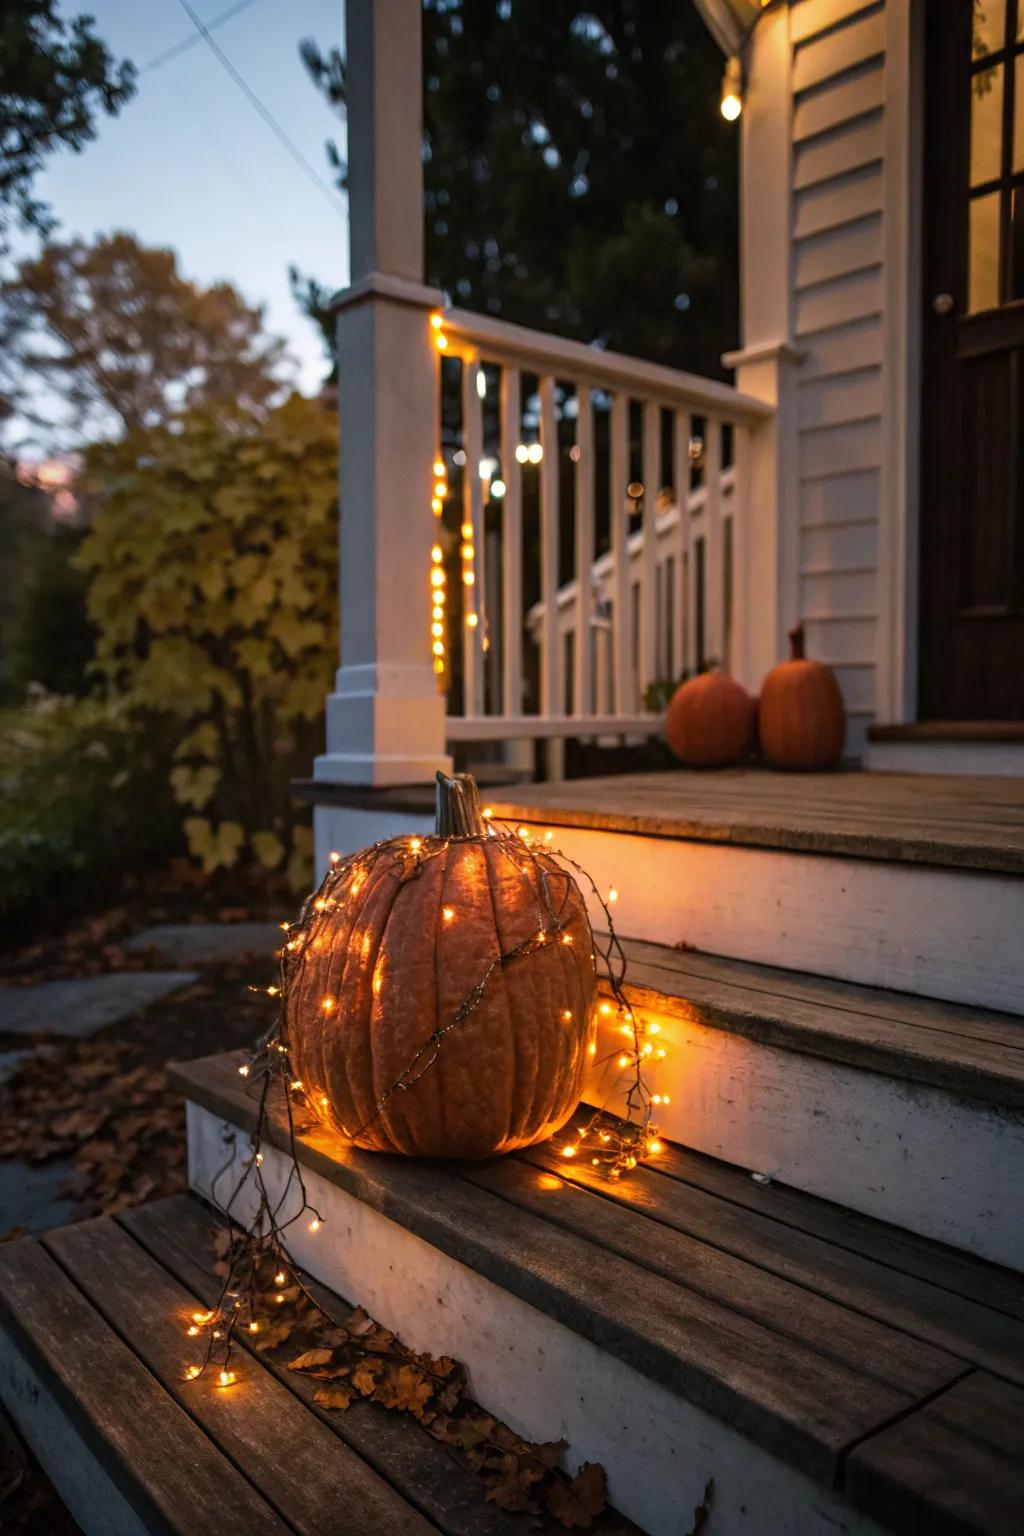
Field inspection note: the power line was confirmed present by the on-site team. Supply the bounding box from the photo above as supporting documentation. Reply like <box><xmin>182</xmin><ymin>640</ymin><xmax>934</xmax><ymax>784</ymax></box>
<box><xmin>143</xmin><ymin>0</ymin><xmax>263</xmax><ymax>74</ymax></box>
<box><xmin>172</xmin><ymin>0</ymin><xmax>346</xmax><ymax>220</ymax></box>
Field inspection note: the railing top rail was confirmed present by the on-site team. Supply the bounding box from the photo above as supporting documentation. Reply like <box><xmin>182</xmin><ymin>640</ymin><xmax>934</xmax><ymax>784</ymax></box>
<box><xmin>441</xmin><ymin>306</ymin><xmax>773</xmax><ymax>425</ymax></box>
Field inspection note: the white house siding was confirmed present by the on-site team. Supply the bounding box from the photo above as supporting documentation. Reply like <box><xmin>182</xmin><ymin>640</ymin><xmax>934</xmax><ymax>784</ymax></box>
<box><xmin>789</xmin><ymin>0</ymin><xmax>889</xmax><ymax>758</ymax></box>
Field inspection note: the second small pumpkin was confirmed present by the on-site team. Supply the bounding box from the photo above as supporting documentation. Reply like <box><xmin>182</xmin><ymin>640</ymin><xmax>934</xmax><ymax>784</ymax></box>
<box><xmin>759</xmin><ymin>624</ymin><xmax>845</xmax><ymax>770</ymax></box>
<box><xmin>666</xmin><ymin>671</ymin><xmax>755</xmax><ymax>768</ymax></box>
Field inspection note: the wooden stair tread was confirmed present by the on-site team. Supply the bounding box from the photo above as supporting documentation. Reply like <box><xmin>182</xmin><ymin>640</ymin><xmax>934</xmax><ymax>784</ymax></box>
<box><xmin>846</xmin><ymin>1372</ymin><xmax>1024</xmax><ymax>1536</ymax></box>
<box><xmin>174</xmin><ymin>1051</ymin><xmax>1024</xmax><ymax>1533</ymax></box>
<box><xmin>0</xmin><ymin>1237</ymin><xmax>288</xmax><ymax>1536</ymax></box>
<box><xmin>613</xmin><ymin>936</ymin><xmax>1024</xmax><ymax>1108</ymax></box>
<box><xmin>0</xmin><ymin>1197</ymin><xmax>637</xmax><ymax>1536</ymax></box>
<box><xmin>484</xmin><ymin>768</ymin><xmax>1024</xmax><ymax>874</ymax></box>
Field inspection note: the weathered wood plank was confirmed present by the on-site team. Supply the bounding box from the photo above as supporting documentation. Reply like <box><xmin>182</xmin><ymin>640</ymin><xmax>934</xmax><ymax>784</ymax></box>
<box><xmin>608</xmin><ymin>938</ymin><xmax>1024</xmax><ymax>1109</ymax></box>
<box><xmin>846</xmin><ymin>1372</ymin><xmax>1024</xmax><ymax>1536</ymax></box>
<box><xmin>0</xmin><ymin>1238</ymin><xmax>287</xmax><ymax>1536</ymax></box>
<box><xmin>516</xmin><ymin>1132</ymin><xmax>1024</xmax><ymax>1386</ymax></box>
<box><xmin>43</xmin><ymin>1218</ymin><xmax>433</xmax><ymax>1536</ymax></box>
<box><xmin>484</xmin><ymin>767</ymin><xmax>1024</xmax><ymax>873</ymax></box>
<box><xmin>635</xmin><ymin>1135</ymin><xmax>1024</xmax><ymax>1325</ymax></box>
<box><xmin>457</xmin><ymin>1156</ymin><xmax>960</xmax><ymax>1396</ymax></box>
<box><xmin>121</xmin><ymin>1195</ymin><xmax>638</xmax><ymax>1536</ymax></box>
<box><xmin>171</xmin><ymin>1055</ymin><xmax>947</xmax><ymax>1484</ymax></box>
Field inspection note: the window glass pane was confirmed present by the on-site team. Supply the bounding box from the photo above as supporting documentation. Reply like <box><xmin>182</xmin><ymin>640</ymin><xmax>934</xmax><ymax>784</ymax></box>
<box><xmin>968</xmin><ymin>191</ymin><xmax>1002</xmax><ymax>312</ymax></box>
<box><xmin>973</xmin><ymin>0</ymin><xmax>1007</xmax><ymax>58</ymax></box>
<box><xmin>1015</xmin><ymin>51</ymin><xmax>1024</xmax><ymax>170</ymax></box>
<box><xmin>1009</xmin><ymin>185</ymin><xmax>1024</xmax><ymax>298</ymax></box>
<box><xmin>971</xmin><ymin>63</ymin><xmax>1005</xmax><ymax>184</ymax></box>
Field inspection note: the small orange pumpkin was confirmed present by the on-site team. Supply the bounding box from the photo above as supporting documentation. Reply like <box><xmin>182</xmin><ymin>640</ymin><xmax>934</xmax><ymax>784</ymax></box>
<box><xmin>665</xmin><ymin>670</ymin><xmax>755</xmax><ymax>768</ymax></box>
<box><xmin>759</xmin><ymin>623</ymin><xmax>845</xmax><ymax>770</ymax></box>
<box><xmin>286</xmin><ymin>773</ymin><xmax>597</xmax><ymax>1158</ymax></box>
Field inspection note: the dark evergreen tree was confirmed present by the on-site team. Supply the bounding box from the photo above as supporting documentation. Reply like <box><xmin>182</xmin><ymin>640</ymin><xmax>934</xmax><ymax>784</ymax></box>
<box><xmin>298</xmin><ymin>0</ymin><xmax>737</xmax><ymax>379</ymax></box>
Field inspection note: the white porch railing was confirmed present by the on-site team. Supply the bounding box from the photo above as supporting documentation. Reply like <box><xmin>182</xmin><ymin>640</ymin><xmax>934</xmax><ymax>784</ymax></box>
<box><xmin>315</xmin><ymin>0</ymin><xmax>782</xmax><ymax>794</ymax></box>
<box><xmin>433</xmin><ymin>308</ymin><xmax>772</xmax><ymax>746</ymax></box>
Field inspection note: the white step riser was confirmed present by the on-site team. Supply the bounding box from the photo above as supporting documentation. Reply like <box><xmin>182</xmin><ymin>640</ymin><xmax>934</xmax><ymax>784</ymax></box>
<box><xmin>521</xmin><ymin>823</ymin><xmax>1023</xmax><ymax>1012</ymax></box>
<box><xmin>583</xmin><ymin>1017</ymin><xmax>1024</xmax><ymax>1270</ymax></box>
<box><xmin>865</xmin><ymin>742</ymin><xmax>1024</xmax><ymax>777</ymax></box>
<box><xmin>187</xmin><ymin>1102</ymin><xmax>888</xmax><ymax>1536</ymax></box>
<box><xmin>314</xmin><ymin>806</ymin><xmax>1023</xmax><ymax>1011</ymax></box>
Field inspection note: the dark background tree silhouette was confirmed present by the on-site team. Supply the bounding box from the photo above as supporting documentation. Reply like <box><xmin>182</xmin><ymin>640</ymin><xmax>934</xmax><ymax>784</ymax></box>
<box><xmin>0</xmin><ymin>1</ymin><xmax>135</xmax><ymax>251</ymax></box>
<box><xmin>295</xmin><ymin>0</ymin><xmax>738</xmax><ymax>381</ymax></box>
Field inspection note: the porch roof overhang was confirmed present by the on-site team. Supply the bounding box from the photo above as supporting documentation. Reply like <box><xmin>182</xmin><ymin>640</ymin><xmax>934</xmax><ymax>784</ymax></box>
<box><xmin>691</xmin><ymin>0</ymin><xmax>764</xmax><ymax>56</ymax></box>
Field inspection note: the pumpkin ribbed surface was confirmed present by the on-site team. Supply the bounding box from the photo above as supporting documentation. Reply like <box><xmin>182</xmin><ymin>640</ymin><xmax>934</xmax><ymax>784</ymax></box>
<box><xmin>759</xmin><ymin>623</ymin><xmax>845</xmax><ymax>770</ymax></box>
<box><xmin>286</xmin><ymin>832</ymin><xmax>597</xmax><ymax>1158</ymax></box>
<box><xmin>666</xmin><ymin>671</ymin><xmax>755</xmax><ymax>768</ymax></box>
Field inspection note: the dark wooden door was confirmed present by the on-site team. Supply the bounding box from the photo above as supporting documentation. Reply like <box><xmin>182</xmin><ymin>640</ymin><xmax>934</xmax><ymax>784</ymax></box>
<box><xmin>920</xmin><ymin>0</ymin><xmax>1024</xmax><ymax>719</ymax></box>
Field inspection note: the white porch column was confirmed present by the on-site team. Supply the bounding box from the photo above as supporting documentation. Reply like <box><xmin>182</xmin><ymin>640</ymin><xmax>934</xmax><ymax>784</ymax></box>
<box><xmin>723</xmin><ymin>2</ymin><xmax>803</xmax><ymax>693</ymax></box>
<box><xmin>315</xmin><ymin>0</ymin><xmax>452</xmax><ymax>787</ymax></box>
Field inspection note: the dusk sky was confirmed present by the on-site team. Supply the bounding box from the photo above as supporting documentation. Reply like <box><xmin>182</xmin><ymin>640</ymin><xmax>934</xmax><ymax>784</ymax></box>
<box><xmin>22</xmin><ymin>0</ymin><xmax>351</xmax><ymax>397</ymax></box>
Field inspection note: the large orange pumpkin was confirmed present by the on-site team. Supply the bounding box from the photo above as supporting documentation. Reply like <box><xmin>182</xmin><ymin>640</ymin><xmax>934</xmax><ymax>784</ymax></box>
<box><xmin>285</xmin><ymin>773</ymin><xmax>597</xmax><ymax>1158</ymax></box>
<box><xmin>666</xmin><ymin>670</ymin><xmax>755</xmax><ymax>767</ymax></box>
<box><xmin>759</xmin><ymin>624</ymin><xmax>845</xmax><ymax>770</ymax></box>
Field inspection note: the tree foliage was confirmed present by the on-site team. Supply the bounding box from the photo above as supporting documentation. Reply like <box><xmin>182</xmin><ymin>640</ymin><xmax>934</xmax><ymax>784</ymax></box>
<box><xmin>299</xmin><ymin>0</ymin><xmax>737</xmax><ymax>378</ymax></box>
<box><xmin>0</xmin><ymin>0</ymin><xmax>135</xmax><ymax>249</ymax></box>
<box><xmin>79</xmin><ymin>393</ymin><xmax>338</xmax><ymax>885</ymax></box>
<box><xmin>0</xmin><ymin>692</ymin><xmax>179</xmax><ymax>925</ymax></box>
<box><xmin>1</xmin><ymin>231</ymin><xmax>290</xmax><ymax>445</ymax></box>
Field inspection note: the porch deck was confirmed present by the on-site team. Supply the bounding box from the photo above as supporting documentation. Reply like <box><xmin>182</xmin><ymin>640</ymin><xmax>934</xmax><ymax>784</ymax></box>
<box><xmin>485</xmin><ymin>768</ymin><xmax>1024</xmax><ymax>875</ymax></box>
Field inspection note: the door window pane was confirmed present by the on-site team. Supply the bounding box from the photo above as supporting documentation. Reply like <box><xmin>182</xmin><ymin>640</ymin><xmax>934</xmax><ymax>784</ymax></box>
<box><xmin>1015</xmin><ymin>51</ymin><xmax>1024</xmax><ymax>170</ymax></box>
<box><xmin>1009</xmin><ymin>184</ymin><xmax>1024</xmax><ymax>298</ymax></box>
<box><xmin>969</xmin><ymin>191</ymin><xmax>1002</xmax><ymax>311</ymax></box>
<box><xmin>973</xmin><ymin>0</ymin><xmax>1007</xmax><ymax>58</ymax></box>
<box><xmin>971</xmin><ymin>63</ymin><xmax>1005</xmax><ymax>184</ymax></box>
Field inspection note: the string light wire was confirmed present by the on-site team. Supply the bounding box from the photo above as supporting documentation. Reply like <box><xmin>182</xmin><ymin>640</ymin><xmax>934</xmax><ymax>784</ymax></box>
<box><xmin>172</xmin><ymin>0</ymin><xmax>345</xmax><ymax>219</ymax></box>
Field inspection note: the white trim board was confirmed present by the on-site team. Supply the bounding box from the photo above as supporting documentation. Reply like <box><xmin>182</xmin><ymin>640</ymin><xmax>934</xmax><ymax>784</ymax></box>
<box><xmin>314</xmin><ymin>804</ymin><xmax>433</xmax><ymax>879</ymax></box>
<box><xmin>865</xmin><ymin>742</ymin><xmax>1024</xmax><ymax>778</ymax></box>
<box><xmin>583</xmin><ymin>1014</ymin><xmax>1024</xmax><ymax>1269</ymax></box>
<box><xmin>523</xmin><ymin>822</ymin><xmax>1023</xmax><ymax>1012</ymax></box>
<box><xmin>187</xmin><ymin>1102</ymin><xmax>890</xmax><ymax>1536</ymax></box>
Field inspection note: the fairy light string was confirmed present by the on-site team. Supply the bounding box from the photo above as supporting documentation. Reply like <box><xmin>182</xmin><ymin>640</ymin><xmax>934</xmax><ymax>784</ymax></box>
<box><xmin>184</xmin><ymin>804</ymin><xmax>665</xmax><ymax>1387</ymax></box>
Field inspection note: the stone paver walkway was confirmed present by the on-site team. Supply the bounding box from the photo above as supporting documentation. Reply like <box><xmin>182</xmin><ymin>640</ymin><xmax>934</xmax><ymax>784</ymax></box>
<box><xmin>123</xmin><ymin>922</ymin><xmax>281</xmax><ymax>967</ymax></box>
<box><xmin>0</xmin><ymin>972</ymin><xmax>198</xmax><ymax>1039</ymax></box>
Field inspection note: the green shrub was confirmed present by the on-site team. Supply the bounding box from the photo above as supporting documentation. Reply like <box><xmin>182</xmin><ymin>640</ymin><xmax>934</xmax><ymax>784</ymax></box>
<box><xmin>79</xmin><ymin>393</ymin><xmax>338</xmax><ymax>887</ymax></box>
<box><xmin>0</xmin><ymin>692</ymin><xmax>179</xmax><ymax>927</ymax></box>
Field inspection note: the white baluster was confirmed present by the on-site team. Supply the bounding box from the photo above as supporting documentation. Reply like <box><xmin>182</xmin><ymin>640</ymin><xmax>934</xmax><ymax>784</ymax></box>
<box><xmin>639</xmin><ymin>399</ymin><xmax>659</xmax><ymax>700</ymax></box>
<box><xmin>500</xmin><ymin>366</ymin><xmax>523</xmax><ymax>718</ymax></box>
<box><xmin>671</xmin><ymin>409</ymin><xmax>691</xmax><ymax>677</ymax></box>
<box><xmin>732</xmin><ymin>421</ymin><xmax>751</xmax><ymax>686</ymax></box>
<box><xmin>609</xmin><ymin>391</ymin><xmax>630</xmax><ymax>714</ymax></box>
<box><xmin>703</xmin><ymin>416</ymin><xmax>723</xmax><ymax>670</ymax></box>
<box><xmin>461</xmin><ymin>357</ymin><xmax>484</xmax><ymax>717</ymax></box>
<box><xmin>539</xmin><ymin>376</ymin><xmax>560</xmax><ymax>720</ymax></box>
<box><xmin>574</xmin><ymin>387</ymin><xmax>594</xmax><ymax>718</ymax></box>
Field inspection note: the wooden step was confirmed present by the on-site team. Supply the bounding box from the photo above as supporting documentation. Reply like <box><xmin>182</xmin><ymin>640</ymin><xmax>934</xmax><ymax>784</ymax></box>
<box><xmin>0</xmin><ymin>1197</ymin><xmax>636</xmax><ymax>1536</ymax></box>
<box><xmin>176</xmin><ymin>1051</ymin><xmax>1024</xmax><ymax>1536</ymax></box>
<box><xmin>579</xmin><ymin>939</ymin><xmax>1024</xmax><ymax>1266</ymax></box>
<box><xmin>480</xmin><ymin>769</ymin><xmax>1024</xmax><ymax>1010</ymax></box>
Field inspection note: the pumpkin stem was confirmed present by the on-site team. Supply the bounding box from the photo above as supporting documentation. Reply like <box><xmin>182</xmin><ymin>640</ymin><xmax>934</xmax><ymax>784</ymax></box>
<box><xmin>788</xmin><ymin>622</ymin><xmax>806</xmax><ymax>661</ymax></box>
<box><xmin>435</xmin><ymin>771</ymin><xmax>486</xmax><ymax>838</ymax></box>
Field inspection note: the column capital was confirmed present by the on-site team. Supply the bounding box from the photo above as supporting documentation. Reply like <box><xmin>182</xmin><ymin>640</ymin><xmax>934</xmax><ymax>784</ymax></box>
<box><xmin>329</xmin><ymin>271</ymin><xmax>445</xmax><ymax>316</ymax></box>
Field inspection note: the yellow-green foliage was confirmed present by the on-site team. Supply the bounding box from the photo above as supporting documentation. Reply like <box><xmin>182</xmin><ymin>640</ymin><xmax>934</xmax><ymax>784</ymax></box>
<box><xmin>80</xmin><ymin>393</ymin><xmax>338</xmax><ymax>886</ymax></box>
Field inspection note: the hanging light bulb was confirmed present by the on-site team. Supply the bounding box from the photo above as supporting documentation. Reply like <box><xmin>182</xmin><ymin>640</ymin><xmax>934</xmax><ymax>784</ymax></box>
<box><xmin>720</xmin><ymin>56</ymin><xmax>743</xmax><ymax>121</ymax></box>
